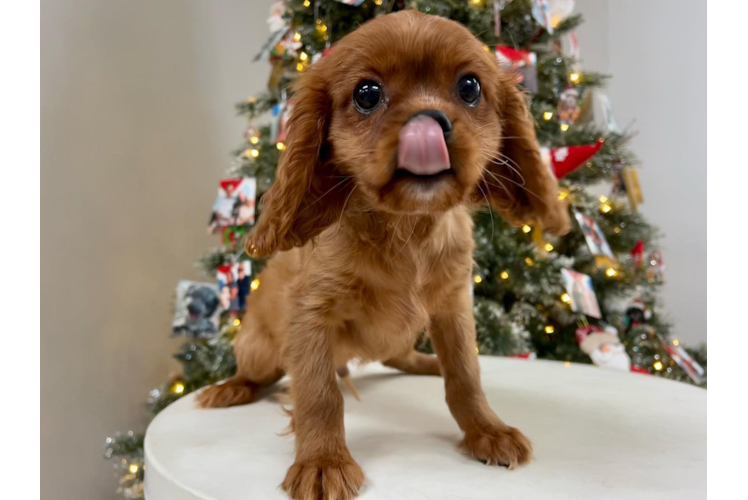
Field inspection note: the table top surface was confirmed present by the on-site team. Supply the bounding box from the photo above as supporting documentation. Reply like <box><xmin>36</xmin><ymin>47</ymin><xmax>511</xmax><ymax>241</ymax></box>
<box><xmin>144</xmin><ymin>356</ymin><xmax>706</xmax><ymax>500</ymax></box>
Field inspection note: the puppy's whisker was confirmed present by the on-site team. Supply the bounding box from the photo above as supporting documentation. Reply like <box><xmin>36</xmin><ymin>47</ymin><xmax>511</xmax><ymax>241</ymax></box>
<box><xmin>335</xmin><ymin>184</ymin><xmax>358</xmax><ymax>235</ymax></box>
<box><xmin>298</xmin><ymin>177</ymin><xmax>352</xmax><ymax>214</ymax></box>
<box><xmin>487</xmin><ymin>171</ymin><xmax>550</xmax><ymax>206</ymax></box>
<box><xmin>476</xmin><ymin>180</ymin><xmax>495</xmax><ymax>242</ymax></box>
<box><xmin>488</xmin><ymin>156</ymin><xmax>526</xmax><ymax>186</ymax></box>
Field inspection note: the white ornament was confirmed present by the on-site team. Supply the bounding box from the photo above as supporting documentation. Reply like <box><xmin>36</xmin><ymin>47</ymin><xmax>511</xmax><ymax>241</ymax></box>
<box><xmin>548</xmin><ymin>0</ymin><xmax>575</xmax><ymax>27</ymax></box>
<box><xmin>553</xmin><ymin>147</ymin><xmax>569</xmax><ymax>162</ymax></box>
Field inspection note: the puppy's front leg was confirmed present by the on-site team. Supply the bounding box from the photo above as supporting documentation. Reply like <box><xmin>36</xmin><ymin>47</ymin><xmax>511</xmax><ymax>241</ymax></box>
<box><xmin>430</xmin><ymin>292</ymin><xmax>533</xmax><ymax>469</ymax></box>
<box><xmin>281</xmin><ymin>312</ymin><xmax>364</xmax><ymax>500</ymax></box>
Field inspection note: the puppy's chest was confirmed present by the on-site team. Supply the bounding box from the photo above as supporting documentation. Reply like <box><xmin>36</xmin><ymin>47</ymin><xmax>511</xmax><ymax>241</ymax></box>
<box><xmin>334</xmin><ymin>256</ymin><xmax>452</xmax><ymax>353</ymax></box>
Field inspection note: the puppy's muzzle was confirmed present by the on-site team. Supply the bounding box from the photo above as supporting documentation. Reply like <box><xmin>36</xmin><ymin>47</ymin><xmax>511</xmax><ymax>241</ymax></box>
<box><xmin>397</xmin><ymin>110</ymin><xmax>452</xmax><ymax>177</ymax></box>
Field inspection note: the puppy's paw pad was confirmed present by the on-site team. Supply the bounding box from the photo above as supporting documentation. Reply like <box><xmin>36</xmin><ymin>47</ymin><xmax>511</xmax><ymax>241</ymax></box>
<box><xmin>461</xmin><ymin>426</ymin><xmax>533</xmax><ymax>469</ymax></box>
<box><xmin>282</xmin><ymin>458</ymin><xmax>365</xmax><ymax>500</ymax></box>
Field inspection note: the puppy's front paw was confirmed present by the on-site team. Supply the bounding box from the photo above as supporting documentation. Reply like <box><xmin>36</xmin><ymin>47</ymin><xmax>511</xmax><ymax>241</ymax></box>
<box><xmin>282</xmin><ymin>457</ymin><xmax>365</xmax><ymax>500</ymax></box>
<box><xmin>461</xmin><ymin>425</ymin><xmax>533</xmax><ymax>469</ymax></box>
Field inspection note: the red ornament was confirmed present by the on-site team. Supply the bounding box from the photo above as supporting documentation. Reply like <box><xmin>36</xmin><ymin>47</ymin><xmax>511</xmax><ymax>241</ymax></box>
<box><xmin>508</xmin><ymin>352</ymin><xmax>537</xmax><ymax>360</ymax></box>
<box><xmin>546</xmin><ymin>139</ymin><xmax>605</xmax><ymax>178</ymax></box>
<box><xmin>631</xmin><ymin>240</ymin><xmax>645</xmax><ymax>266</ymax></box>
<box><xmin>630</xmin><ymin>365</ymin><xmax>651</xmax><ymax>375</ymax></box>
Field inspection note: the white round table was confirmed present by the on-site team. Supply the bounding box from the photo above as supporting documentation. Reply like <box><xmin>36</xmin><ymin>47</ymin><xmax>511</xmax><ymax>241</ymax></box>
<box><xmin>144</xmin><ymin>357</ymin><xmax>706</xmax><ymax>499</ymax></box>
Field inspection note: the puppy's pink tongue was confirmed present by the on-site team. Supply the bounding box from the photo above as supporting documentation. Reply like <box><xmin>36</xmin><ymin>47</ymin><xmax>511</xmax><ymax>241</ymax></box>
<box><xmin>397</xmin><ymin>116</ymin><xmax>450</xmax><ymax>175</ymax></box>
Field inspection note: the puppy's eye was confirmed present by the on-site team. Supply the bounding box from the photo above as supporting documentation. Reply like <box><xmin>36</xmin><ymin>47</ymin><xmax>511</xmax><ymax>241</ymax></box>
<box><xmin>457</xmin><ymin>75</ymin><xmax>481</xmax><ymax>106</ymax></box>
<box><xmin>353</xmin><ymin>80</ymin><xmax>382</xmax><ymax>113</ymax></box>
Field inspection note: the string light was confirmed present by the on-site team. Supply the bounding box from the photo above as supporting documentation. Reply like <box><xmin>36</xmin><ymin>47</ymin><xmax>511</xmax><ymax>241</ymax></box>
<box><xmin>544</xmin><ymin>243</ymin><xmax>554</xmax><ymax>252</ymax></box>
<box><xmin>299</xmin><ymin>51</ymin><xmax>309</xmax><ymax>62</ymax></box>
<box><xmin>276</xmin><ymin>142</ymin><xmax>286</xmax><ymax>151</ymax></box>
<box><xmin>470</xmin><ymin>0</ymin><xmax>484</xmax><ymax>5</ymax></box>
<box><xmin>558</xmin><ymin>190</ymin><xmax>568</xmax><ymax>200</ymax></box>
<box><xmin>247</xmin><ymin>96</ymin><xmax>257</xmax><ymax>104</ymax></box>
<box><xmin>296</xmin><ymin>62</ymin><xmax>305</xmax><ymax>72</ymax></box>
<box><xmin>293</xmin><ymin>32</ymin><xmax>301</xmax><ymax>42</ymax></box>
<box><xmin>653</xmin><ymin>361</ymin><xmax>663</xmax><ymax>371</ymax></box>
<box><xmin>172</xmin><ymin>382</ymin><xmax>185</xmax><ymax>394</ymax></box>
<box><xmin>564</xmin><ymin>361</ymin><xmax>571</xmax><ymax>368</ymax></box>
<box><xmin>600</xmin><ymin>203</ymin><xmax>612</xmax><ymax>214</ymax></box>
<box><xmin>543</xmin><ymin>111</ymin><xmax>554</xmax><ymax>121</ymax></box>
<box><xmin>482</xmin><ymin>45</ymin><xmax>490</xmax><ymax>52</ymax></box>
<box><xmin>560</xmin><ymin>123</ymin><xmax>570</xmax><ymax>132</ymax></box>
<box><xmin>500</xmin><ymin>271</ymin><xmax>509</xmax><ymax>280</ymax></box>
<box><xmin>599</xmin><ymin>195</ymin><xmax>608</xmax><ymax>203</ymax></box>
<box><xmin>525</xmin><ymin>257</ymin><xmax>534</xmax><ymax>266</ymax></box>
<box><xmin>129</xmin><ymin>464</ymin><xmax>139</xmax><ymax>474</ymax></box>
<box><xmin>613</xmin><ymin>227</ymin><xmax>621</xmax><ymax>234</ymax></box>
<box><xmin>303</xmin><ymin>0</ymin><xmax>311</xmax><ymax>6</ymax></box>
<box><xmin>249</xmin><ymin>136</ymin><xmax>259</xmax><ymax>145</ymax></box>
<box><xmin>561</xmin><ymin>293</ymin><xmax>572</xmax><ymax>304</ymax></box>
<box><xmin>374</xmin><ymin>0</ymin><xmax>383</xmax><ymax>5</ymax></box>
<box><xmin>250</xmin><ymin>279</ymin><xmax>260</xmax><ymax>291</ymax></box>
<box><xmin>233</xmin><ymin>318</ymin><xmax>241</xmax><ymax>326</ymax></box>
<box><xmin>473</xmin><ymin>274</ymin><xmax>483</xmax><ymax>284</ymax></box>
<box><xmin>316</xmin><ymin>20</ymin><xmax>328</xmax><ymax>32</ymax></box>
<box><xmin>672</xmin><ymin>339</ymin><xmax>680</xmax><ymax>346</ymax></box>
<box><xmin>569</xmin><ymin>72</ymin><xmax>581</xmax><ymax>83</ymax></box>
<box><xmin>522</xmin><ymin>224</ymin><xmax>532</xmax><ymax>233</ymax></box>
<box><xmin>475</xmin><ymin>346</ymin><xmax>480</xmax><ymax>353</ymax></box>
<box><xmin>605</xmin><ymin>267</ymin><xmax>618</xmax><ymax>278</ymax></box>
<box><xmin>249</xmin><ymin>149</ymin><xmax>259</xmax><ymax>158</ymax></box>
<box><xmin>544</xmin><ymin>325</ymin><xmax>555</xmax><ymax>334</ymax></box>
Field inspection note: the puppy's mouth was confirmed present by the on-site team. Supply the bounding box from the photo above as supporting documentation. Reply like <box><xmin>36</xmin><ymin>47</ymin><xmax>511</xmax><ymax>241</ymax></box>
<box><xmin>396</xmin><ymin>113</ymin><xmax>452</xmax><ymax>179</ymax></box>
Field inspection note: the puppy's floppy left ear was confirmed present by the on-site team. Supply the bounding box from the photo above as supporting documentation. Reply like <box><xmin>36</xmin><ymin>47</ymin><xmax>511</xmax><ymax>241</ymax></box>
<box><xmin>482</xmin><ymin>82</ymin><xmax>570</xmax><ymax>236</ymax></box>
<box><xmin>246</xmin><ymin>63</ymin><xmax>348</xmax><ymax>258</ymax></box>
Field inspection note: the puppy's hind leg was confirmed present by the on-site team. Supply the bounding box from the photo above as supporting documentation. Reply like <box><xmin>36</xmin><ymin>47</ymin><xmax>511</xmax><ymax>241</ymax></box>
<box><xmin>198</xmin><ymin>324</ymin><xmax>284</xmax><ymax>408</ymax></box>
<box><xmin>383</xmin><ymin>350</ymin><xmax>441</xmax><ymax>376</ymax></box>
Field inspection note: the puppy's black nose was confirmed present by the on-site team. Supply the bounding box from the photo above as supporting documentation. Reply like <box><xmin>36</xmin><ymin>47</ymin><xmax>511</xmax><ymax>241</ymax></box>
<box><xmin>409</xmin><ymin>109</ymin><xmax>452</xmax><ymax>138</ymax></box>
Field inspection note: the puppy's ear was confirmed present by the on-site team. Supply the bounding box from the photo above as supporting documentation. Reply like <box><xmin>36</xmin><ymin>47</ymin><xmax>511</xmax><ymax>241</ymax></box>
<box><xmin>482</xmin><ymin>82</ymin><xmax>570</xmax><ymax>235</ymax></box>
<box><xmin>246</xmin><ymin>65</ymin><xmax>347</xmax><ymax>258</ymax></box>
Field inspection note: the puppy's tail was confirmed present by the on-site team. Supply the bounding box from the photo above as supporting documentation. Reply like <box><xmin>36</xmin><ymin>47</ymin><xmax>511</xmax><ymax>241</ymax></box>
<box><xmin>197</xmin><ymin>377</ymin><xmax>260</xmax><ymax>408</ymax></box>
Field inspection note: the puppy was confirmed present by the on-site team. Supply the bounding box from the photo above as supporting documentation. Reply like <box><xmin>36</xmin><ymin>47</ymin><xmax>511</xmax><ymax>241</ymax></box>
<box><xmin>199</xmin><ymin>11</ymin><xmax>569</xmax><ymax>500</ymax></box>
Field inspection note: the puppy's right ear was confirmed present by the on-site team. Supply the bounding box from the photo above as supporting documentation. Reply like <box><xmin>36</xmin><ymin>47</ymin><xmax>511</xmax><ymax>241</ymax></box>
<box><xmin>246</xmin><ymin>65</ymin><xmax>344</xmax><ymax>258</ymax></box>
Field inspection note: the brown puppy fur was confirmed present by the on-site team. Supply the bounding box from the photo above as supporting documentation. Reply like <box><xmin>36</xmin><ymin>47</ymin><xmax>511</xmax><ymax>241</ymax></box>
<box><xmin>198</xmin><ymin>11</ymin><xmax>569</xmax><ymax>499</ymax></box>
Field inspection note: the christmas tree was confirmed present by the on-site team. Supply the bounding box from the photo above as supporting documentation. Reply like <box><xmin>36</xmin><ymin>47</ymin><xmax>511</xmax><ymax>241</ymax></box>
<box><xmin>103</xmin><ymin>1</ymin><xmax>706</xmax><ymax>498</ymax></box>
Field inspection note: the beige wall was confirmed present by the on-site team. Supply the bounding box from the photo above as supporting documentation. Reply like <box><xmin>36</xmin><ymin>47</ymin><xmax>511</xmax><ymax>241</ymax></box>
<box><xmin>41</xmin><ymin>1</ymin><xmax>271</xmax><ymax>498</ymax></box>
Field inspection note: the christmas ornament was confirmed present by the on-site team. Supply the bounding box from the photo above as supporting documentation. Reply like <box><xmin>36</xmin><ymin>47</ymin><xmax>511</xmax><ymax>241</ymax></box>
<box><xmin>266</xmin><ymin>0</ymin><xmax>287</xmax><ymax>33</ymax></box>
<box><xmin>630</xmin><ymin>364</ymin><xmax>651</xmax><ymax>375</ymax></box>
<box><xmin>495</xmin><ymin>46</ymin><xmax>538</xmax><ymax>93</ymax></box>
<box><xmin>576</xmin><ymin>325</ymin><xmax>631</xmax><ymax>371</ymax></box>
<box><xmin>254</xmin><ymin>23</ymin><xmax>288</xmax><ymax>62</ymax></box>
<box><xmin>557</xmin><ymin>86</ymin><xmax>580</xmax><ymax>125</ymax></box>
<box><xmin>508</xmin><ymin>352</ymin><xmax>537</xmax><ymax>360</ymax></box>
<box><xmin>208</xmin><ymin>178</ymin><xmax>257</xmax><ymax>234</ymax></box>
<box><xmin>561</xmin><ymin>269</ymin><xmax>602</xmax><ymax>318</ymax></box>
<box><xmin>548</xmin><ymin>0</ymin><xmax>575</xmax><ymax>28</ymax></box>
<box><xmin>631</xmin><ymin>240</ymin><xmax>645</xmax><ymax>266</ymax></box>
<box><xmin>216</xmin><ymin>261</ymin><xmax>252</xmax><ymax>316</ymax></box>
<box><xmin>573</xmin><ymin>210</ymin><xmax>615</xmax><ymax>259</ymax></box>
<box><xmin>577</xmin><ymin>88</ymin><xmax>620</xmax><ymax>133</ymax></box>
<box><xmin>660</xmin><ymin>337</ymin><xmax>705</xmax><ymax>384</ymax></box>
<box><xmin>622</xmin><ymin>166</ymin><xmax>643</xmax><ymax>210</ymax></box>
<box><xmin>646</xmin><ymin>250</ymin><xmax>665</xmax><ymax>284</ymax></box>
<box><xmin>334</xmin><ymin>0</ymin><xmax>366</xmax><ymax>5</ymax></box>
<box><xmin>541</xmin><ymin>139</ymin><xmax>604</xmax><ymax>178</ymax></box>
<box><xmin>172</xmin><ymin>281</ymin><xmax>223</xmax><ymax>339</ymax></box>
<box><xmin>492</xmin><ymin>0</ymin><xmax>512</xmax><ymax>37</ymax></box>
<box><xmin>531</xmin><ymin>0</ymin><xmax>553</xmax><ymax>34</ymax></box>
<box><xmin>622</xmin><ymin>297</ymin><xmax>652</xmax><ymax>332</ymax></box>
